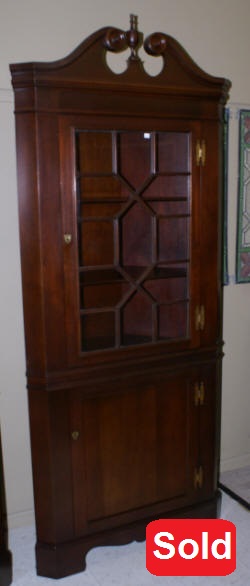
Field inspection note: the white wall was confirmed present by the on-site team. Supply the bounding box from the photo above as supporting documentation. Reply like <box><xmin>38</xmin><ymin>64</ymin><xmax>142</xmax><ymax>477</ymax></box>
<box><xmin>0</xmin><ymin>0</ymin><xmax>250</xmax><ymax>528</ymax></box>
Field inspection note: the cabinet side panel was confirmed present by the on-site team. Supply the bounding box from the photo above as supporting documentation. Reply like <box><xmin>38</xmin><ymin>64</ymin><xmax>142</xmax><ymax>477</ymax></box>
<box><xmin>15</xmin><ymin>114</ymin><xmax>46</xmax><ymax>375</ymax></box>
<box><xmin>37</xmin><ymin>115</ymin><xmax>67</xmax><ymax>370</ymax></box>
<box><xmin>29</xmin><ymin>390</ymin><xmax>75</xmax><ymax>543</ymax></box>
<box><xmin>49</xmin><ymin>391</ymin><xmax>75</xmax><ymax>540</ymax></box>
<box><xmin>28</xmin><ymin>390</ymin><xmax>55</xmax><ymax>541</ymax></box>
<box><xmin>200</xmin><ymin>120</ymin><xmax>223</xmax><ymax>346</ymax></box>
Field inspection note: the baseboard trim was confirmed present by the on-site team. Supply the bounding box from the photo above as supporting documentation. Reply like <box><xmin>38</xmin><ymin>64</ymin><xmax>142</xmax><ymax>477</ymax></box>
<box><xmin>220</xmin><ymin>453</ymin><xmax>250</xmax><ymax>473</ymax></box>
<box><xmin>8</xmin><ymin>509</ymin><xmax>35</xmax><ymax>529</ymax></box>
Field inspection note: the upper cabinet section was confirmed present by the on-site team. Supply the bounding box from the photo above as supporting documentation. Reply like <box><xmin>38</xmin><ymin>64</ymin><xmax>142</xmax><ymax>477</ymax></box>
<box><xmin>10</xmin><ymin>17</ymin><xmax>231</xmax><ymax>374</ymax></box>
<box><xmin>10</xmin><ymin>14</ymin><xmax>231</xmax><ymax>119</ymax></box>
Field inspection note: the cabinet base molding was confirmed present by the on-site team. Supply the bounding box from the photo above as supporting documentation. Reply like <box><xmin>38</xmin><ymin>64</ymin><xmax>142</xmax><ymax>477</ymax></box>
<box><xmin>36</xmin><ymin>492</ymin><xmax>221</xmax><ymax>579</ymax></box>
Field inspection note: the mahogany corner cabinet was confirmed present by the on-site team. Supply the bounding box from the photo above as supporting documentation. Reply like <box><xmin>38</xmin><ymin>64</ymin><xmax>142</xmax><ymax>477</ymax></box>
<box><xmin>10</xmin><ymin>15</ymin><xmax>231</xmax><ymax>579</ymax></box>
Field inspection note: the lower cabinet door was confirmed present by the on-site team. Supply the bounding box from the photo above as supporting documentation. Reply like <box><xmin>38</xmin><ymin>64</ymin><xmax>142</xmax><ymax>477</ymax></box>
<box><xmin>70</xmin><ymin>364</ymin><xmax>219</xmax><ymax>537</ymax></box>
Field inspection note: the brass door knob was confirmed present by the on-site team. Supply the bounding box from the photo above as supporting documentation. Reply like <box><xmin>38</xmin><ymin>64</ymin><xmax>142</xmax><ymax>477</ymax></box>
<box><xmin>64</xmin><ymin>234</ymin><xmax>72</xmax><ymax>245</ymax></box>
<box><xmin>71</xmin><ymin>431</ymin><xmax>80</xmax><ymax>441</ymax></box>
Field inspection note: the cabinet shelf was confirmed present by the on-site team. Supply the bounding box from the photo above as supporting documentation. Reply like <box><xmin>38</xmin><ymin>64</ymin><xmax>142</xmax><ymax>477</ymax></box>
<box><xmin>77</xmin><ymin>171</ymin><xmax>191</xmax><ymax>179</ymax></box>
<box><xmin>79</xmin><ymin>266</ymin><xmax>188</xmax><ymax>286</ymax></box>
<box><xmin>147</xmin><ymin>266</ymin><xmax>187</xmax><ymax>279</ymax></box>
<box><xmin>81</xmin><ymin>333</ymin><xmax>155</xmax><ymax>352</ymax></box>
<box><xmin>79</xmin><ymin>268</ymin><xmax>124</xmax><ymax>285</ymax></box>
<box><xmin>77</xmin><ymin>196</ymin><xmax>188</xmax><ymax>205</ymax></box>
<box><xmin>77</xmin><ymin>197</ymin><xmax>129</xmax><ymax>204</ymax></box>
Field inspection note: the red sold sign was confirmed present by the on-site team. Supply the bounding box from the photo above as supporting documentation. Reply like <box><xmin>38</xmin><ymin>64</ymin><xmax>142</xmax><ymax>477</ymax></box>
<box><xmin>146</xmin><ymin>519</ymin><xmax>236</xmax><ymax>576</ymax></box>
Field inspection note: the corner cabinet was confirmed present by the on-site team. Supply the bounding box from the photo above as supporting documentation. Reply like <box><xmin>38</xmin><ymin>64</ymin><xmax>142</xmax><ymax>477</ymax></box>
<box><xmin>10</xmin><ymin>17</ymin><xmax>231</xmax><ymax>579</ymax></box>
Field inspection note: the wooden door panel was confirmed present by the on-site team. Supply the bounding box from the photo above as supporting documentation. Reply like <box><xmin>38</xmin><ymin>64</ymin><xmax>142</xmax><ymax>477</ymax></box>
<box><xmin>85</xmin><ymin>386</ymin><xmax>158</xmax><ymax>519</ymax></box>
<box><xmin>71</xmin><ymin>373</ymin><xmax>198</xmax><ymax>534</ymax></box>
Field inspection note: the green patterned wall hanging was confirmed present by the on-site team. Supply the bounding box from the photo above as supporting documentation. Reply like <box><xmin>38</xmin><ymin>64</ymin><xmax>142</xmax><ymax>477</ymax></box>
<box><xmin>223</xmin><ymin>108</ymin><xmax>229</xmax><ymax>285</ymax></box>
<box><xmin>236</xmin><ymin>110</ymin><xmax>250</xmax><ymax>283</ymax></box>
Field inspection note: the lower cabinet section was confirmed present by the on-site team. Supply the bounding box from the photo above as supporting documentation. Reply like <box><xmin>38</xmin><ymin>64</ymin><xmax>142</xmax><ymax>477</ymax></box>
<box><xmin>29</xmin><ymin>360</ymin><xmax>221</xmax><ymax>578</ymax></box>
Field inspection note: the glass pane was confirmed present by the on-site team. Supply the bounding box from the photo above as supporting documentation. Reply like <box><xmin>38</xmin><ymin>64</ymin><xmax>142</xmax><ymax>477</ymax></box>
<box><xmin>158</xmin><ymin>133</ymin><xmax>190</xmax><ymax>173</ymax></box>
<box><xmin>79</xmin><ymin>220</ymin><xmax>114</xmax><ymax>266</ymax></box>
<box><xmin>143</xmin><ymin>175</ymin><xmax>189</xmax><ymax>200</ymax></box>
<box><xmin>78</xmin><ymin>176</ymin><xmax>130</xmax><ymax>201</ymax></box>
<box><xmin>148</xmin><ymin>200</ymin><xmax>189</xmax><ymax>216</ymax></box>
<box><xmin>159</xmin><ymin>302</ymin><xmax>188</xmax><ymax>340</ymax></box>
<box><xmin>80</xmin><ymin>282</ymin><xmax>131</xmax><ymax>309</ymax></box>
<box><xmin>121</xmin><ymin>293</ymin><xmax>152</xmax><ymax>346</ymax></box>
<box><xmin>77</xmin><ymin>132</ymin><xmax>113</xmax><ymax>174</ymax></box>
<box><xmin>79</xmin><ymin>202</ymin><xmax>124</xmax><ymax>218</ymax></box>
<box><xmin>144</xmin><ymin>274</ymin><xmax>187</xmax><ymax>303</ymax></box>
<box><xmin>121</xmin><ymin>202</ymin><xmax>152</xmax><ymax>267</ymax></box>
<box><xmin>118</xmin><ymin>132</ymin><xmax>151</xmax><ymax>189</ymax></box>
<box><xmin>158</xmin><ymin>217</ymin><xmax>189</xmax><ymax>262</ymax></box>
<box><xmin>81</xmin><ymin>312</ymin><xmax>115</xmax><ymax>351</ymax></box>
<box><xmin>79</xmin><ymin>268</ymin><xmax>124</xmax><ymax>285</ymax></box>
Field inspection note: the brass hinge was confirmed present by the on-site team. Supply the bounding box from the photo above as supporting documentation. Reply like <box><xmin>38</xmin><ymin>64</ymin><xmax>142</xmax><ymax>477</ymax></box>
<box><xmin>196</xmin><ymin>139</ymin><xmax>206</xmax><ymax>166</ymax></box>
<box><xmin>195</xmin><ymin>305</ymin><xmax>205</xmax><ymax>331</ymax></box>
<box><xmin>194</xmin><ymin>465</ymin><xmax>203</xmax><ymax>489</ymax></box>
<box><xmin>194</xmin><ymin>382</ymin><xmax>205</xmax><ymax>406</ymax></box>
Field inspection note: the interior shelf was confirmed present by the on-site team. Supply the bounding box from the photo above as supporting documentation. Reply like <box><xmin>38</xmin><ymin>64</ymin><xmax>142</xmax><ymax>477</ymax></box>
<box><xmin>81</xmin><ymin>334</ymin><xmax>154</xmax><ymax>352</ymax></box>
<box><xmin>79</xmin><ymin>266</ymin><xmax>188</xmax><ymax>285</ymax></box>
<box><xmin>77</xmin><ymin>197</ymin><xmax>188</xmax><ymax>205</ymax></box>
<box><xmin>146</xmin><ymin>266</ymin><xmax>187</xmax><ymax>280</ymax></box>
<box><xmin>77</xmin><ymin>171</ymin><xmax>191</xmax><ymax>179</ymax></box>
<box><xmin>79</xmin><ymin>268</ymin><xmax>125</xmax><ymax>285</ymax></box>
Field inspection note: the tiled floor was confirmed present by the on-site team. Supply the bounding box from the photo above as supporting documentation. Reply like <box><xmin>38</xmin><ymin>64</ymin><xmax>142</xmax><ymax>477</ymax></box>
<box><xmin>220</xmin><ymin>466</ymin><xmax>250</xmax><ymax>508</ymax></box>
<box><xmin>9</xmin><ymin>493</ymin><xmax>249</xmax><ymax>585</ymax></box>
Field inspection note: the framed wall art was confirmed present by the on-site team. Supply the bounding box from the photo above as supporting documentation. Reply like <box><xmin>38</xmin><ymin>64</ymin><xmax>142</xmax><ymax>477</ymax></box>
<box><xmin>236</xmin><ymin>109</ymin><xmax>250</xmax><ymax>283</ymax></box>
<box><xmin>223</xmin><ymin>108</ymin><xmax>229</xmax><ymax>285</ymax></box>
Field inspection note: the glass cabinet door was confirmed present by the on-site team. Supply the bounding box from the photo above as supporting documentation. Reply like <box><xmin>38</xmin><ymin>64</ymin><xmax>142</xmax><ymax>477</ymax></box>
<box><xmin>74</xmin><ymin>129</ymin><xmax>192</xmax><ymax>353</ymax></box>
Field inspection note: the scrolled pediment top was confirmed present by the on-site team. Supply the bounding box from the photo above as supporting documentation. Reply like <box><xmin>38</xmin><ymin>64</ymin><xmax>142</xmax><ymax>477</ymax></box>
<box><xmin>10</xmin><ymin>15</ymin><xmax>231</xmax><ymax>101</ymax></box>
